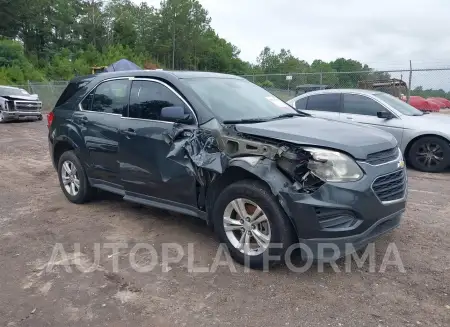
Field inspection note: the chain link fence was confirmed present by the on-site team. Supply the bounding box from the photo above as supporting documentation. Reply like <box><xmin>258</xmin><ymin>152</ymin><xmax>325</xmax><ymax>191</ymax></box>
<box><xmin>9</xmin><ymin>68</ymin><xmax>450</xmax><ymax>111</ymax></box>
<box><xmin>14</xmin><ymin>81</ymin><xmax>68</xmax><ymax>112</ymax></box>
<box><xmin>242</xmin><ymin>68</ymin><xmax>450</xmax><ymax>102</ymax></box>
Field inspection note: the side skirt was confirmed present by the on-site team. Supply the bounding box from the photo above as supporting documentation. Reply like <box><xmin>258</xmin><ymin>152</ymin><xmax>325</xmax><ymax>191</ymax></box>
<box><xmin>89</xmin><ymin>178</ymin><xmax>207</xmax><ymax>220</ymax></box>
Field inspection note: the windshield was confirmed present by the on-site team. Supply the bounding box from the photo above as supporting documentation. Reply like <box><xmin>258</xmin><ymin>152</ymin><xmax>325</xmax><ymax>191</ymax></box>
<box><xmin>375</xmin><ymin>92</ymin><xmax>424</xmax><ymax>116</ymax></box>
<box><xmin>182</xmin><ymin>78</ymin><xmax>298</xmax><ymax>121</ymax></box>
<box><xmin>0</xmin><ymin>87</ymin><xmax>30</xmax><ymax>97</ymax></box>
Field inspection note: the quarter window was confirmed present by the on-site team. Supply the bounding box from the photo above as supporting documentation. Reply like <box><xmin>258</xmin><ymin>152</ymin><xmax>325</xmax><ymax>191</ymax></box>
<box><xmin>306</xmin><ymin>94</ymin><xmax>340</xmax><ymax>112</ymax></box>
<box><xmin>343</xmin><ymin>94</ymin><xmax>386</xmax><ymax>116</ymax></box>
<box><xmin>128</xmin><ymin>80</ymin><xmax>191</xmax><ymax>122</ymax></box>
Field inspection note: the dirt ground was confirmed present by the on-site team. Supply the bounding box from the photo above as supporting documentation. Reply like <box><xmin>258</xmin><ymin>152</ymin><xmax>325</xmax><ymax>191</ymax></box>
<box><xmin>0</xmin><ymin>120</ymin><xmax>449</xmax><ymax>327</ymax></box>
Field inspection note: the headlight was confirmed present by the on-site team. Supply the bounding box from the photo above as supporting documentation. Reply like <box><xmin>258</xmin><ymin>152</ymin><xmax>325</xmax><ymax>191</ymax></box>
<box><xmin>303</xmin><ymin>148</ymin><xmax>363</xmax><ymax>182</ymax></box>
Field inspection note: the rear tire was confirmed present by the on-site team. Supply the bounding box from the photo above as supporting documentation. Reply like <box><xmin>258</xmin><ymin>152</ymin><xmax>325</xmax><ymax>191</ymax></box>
<box><xmin>57</xmin><ymin>150</ymin><xmax>94</xmax><ymax>203</ymax></box>
<box><xmin>408</xmin><ymin>136</ymin><xmax>450</xmax><ymax>172</ymax></box>
<box><xmin>212</xmin><ymin>180</ymin><xmax>295</xmax><ymax>269</ymax></box>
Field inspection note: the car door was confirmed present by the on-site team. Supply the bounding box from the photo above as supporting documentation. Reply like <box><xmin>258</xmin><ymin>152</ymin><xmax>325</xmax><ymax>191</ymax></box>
<box><xmin>297</xmin><ymin>93</ymin><xmax>341</xmax><ymax>120</ymax></box>
<box><xmin>340</xmin><ymin>93</ymin><xmax>404</xmax><ymax>145</ymax></box>
<box><xmin>72</xmin><ymin>78</ymin><xmax>130</xmax><ymax>185</ymax></box>
<box><xmin>119</xmin><ymin>79</ymin><xmax>199</xmax><ymax>212</ymax></box>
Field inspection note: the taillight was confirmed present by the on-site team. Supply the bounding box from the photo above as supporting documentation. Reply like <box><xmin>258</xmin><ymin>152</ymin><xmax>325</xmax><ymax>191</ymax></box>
<box><xmin>47</xmin><ymin>112</ymin><xmax>54</xmax><ymax>128</ymax></box>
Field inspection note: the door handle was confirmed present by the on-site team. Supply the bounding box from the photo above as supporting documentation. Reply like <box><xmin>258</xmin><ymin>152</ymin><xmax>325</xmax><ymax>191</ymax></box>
<box><xmin>346</xmin><ymin>116</ymin><xmax>353</xmax><ymax>120</ymax></box>
<box><xmin>122</xmin><ymin>128</ymin><xmax>136</xmax><ymax>136</ymax></box>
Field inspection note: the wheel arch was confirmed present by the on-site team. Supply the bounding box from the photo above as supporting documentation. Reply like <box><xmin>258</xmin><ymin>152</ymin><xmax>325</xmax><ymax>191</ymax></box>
<box><xmin>404</xmin><ymin>133</ymin><xmax>450</xmax><ymax>163</ymax></box>
<box><xmin>52</xmin><ymin>136</ymin><xmax>79</xmax><ymax>168</ymax></box>
<box><xmin>205</xmin><ymin>157</ymin><xmax>297</xmax><ymax>234</ymax></box>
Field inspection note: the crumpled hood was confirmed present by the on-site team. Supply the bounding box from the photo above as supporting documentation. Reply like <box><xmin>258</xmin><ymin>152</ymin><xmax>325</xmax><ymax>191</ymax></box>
<box><xmin>234</xmin><ymin>116</ymin><xmax>398</xmax><ymax>160</ymax></box>
<box><xmin>0</xmin><ymin>94</ymin><xmax>40</xmax><ymax>101</ymax></box>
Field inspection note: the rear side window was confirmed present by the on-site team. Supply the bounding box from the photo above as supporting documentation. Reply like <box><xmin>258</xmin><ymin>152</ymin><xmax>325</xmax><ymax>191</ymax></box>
<box><xmin>55</xmin><ymin>78</ymin><xmax>93</xmax><ymax>107</ymax></box>
<box><xmin>306</xmin><ymin>94</ymin><xmax>340</xmax><ymax>112</ymax></box>
<box><xmin>343</xmin><ymin>94</ymin><xmax>386</xmax><ymax>116</ymax></box>
<box><xmin>128</xmin><ymin>80</ymin><xmax>189</xmax><ymax>122</ymax></box>
<box><xmin>82</xmin><ymin>79</ymin><xmax>130</xmax><ymax>114</ymax></box>
<box><xmin>295</xmin><ymin>97</ymin><xmax>308</xmax><ymax>109</ymax></box>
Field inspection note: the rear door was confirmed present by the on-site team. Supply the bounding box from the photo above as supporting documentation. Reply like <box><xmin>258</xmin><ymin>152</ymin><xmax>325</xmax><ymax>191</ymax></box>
<box><xmin>299</xmin><ymin>93</ymin><xmax>341</xmax><ymax>120</ymax></box>
<box><xmin>119</xmin><ymin>79</ymin><xmax>199</xmax><ymax>212</ymax></box>
<box><xmin>340</xmin><ymin>93</ymin><xmax>404</xmax><ymax>144</ymax></box>
<box><xmin>72</xmin><ymin>78</ymin><xmax>130</xmax><ymax>185</ymax></box>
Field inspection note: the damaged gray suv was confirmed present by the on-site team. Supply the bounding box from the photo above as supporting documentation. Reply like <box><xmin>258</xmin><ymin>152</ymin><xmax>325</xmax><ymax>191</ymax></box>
<box><xmin>48</xmin><ymin>71</ymin><xmax>407</xmax><ymax>268</ymax></box>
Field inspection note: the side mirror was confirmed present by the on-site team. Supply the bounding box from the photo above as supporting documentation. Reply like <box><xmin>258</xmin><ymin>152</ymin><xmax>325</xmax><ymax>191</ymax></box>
<box><xmin>161</xmin><ymin>106</ymin><xmax>192</xmax><ymax>123</ymax></box>
<box><xmin>377</xmin><ymin>111</ymin><xmax>394</xmax><ymax>119</ymax></box>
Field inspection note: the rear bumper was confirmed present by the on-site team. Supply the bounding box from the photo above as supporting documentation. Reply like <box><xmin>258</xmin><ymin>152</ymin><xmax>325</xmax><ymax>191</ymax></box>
<box><xmin>48</xmin><ymin>137</ymin><xmax>56</xmax><ymax>170</ymax></box>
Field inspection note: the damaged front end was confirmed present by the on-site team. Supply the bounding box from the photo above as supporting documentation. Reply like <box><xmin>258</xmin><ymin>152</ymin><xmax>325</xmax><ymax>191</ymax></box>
<box><xmin>163</xmin><ymin>123</ymin><xmax>325</xmax><ymax>218</ymax></box>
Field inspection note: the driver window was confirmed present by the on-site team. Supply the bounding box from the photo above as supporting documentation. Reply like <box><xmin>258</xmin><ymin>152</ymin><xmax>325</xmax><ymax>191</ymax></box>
<box><xmin>128</xmin><ymin>80</ymin><xmax>191</xmax><ymax>122</ymax></box>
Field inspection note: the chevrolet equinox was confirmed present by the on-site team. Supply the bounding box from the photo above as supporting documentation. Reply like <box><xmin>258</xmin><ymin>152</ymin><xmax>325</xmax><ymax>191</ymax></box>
<box><xmin>48</xmin><ymin>71</ymin><xmax>407</xmax><ymax>268</ymax></box>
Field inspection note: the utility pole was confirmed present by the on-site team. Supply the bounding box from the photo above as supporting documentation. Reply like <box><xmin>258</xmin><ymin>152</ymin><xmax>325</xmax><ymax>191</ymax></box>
<box><xmin>91</xmin><ymin>0</ymin><xmax>96</xmax><ymax>48</ymax></box>
<box><xmin>172</xmin><ymin>6</ymin><xmax>176</xmax><ymax>70</ymax></box>
<box><xmin>407</xmin><ymin>60</ymin><xmax>412</xmax><ymax>103</ymax></box>
<box><xmin>172</xmin><ymin>23</ymin><xmax>175</xmax><ymax>70</ymax></box>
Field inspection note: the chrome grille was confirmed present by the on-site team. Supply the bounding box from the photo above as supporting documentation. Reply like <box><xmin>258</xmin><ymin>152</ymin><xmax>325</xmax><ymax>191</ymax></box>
<box><xmin>366</xmin><ymin>147</ymin><xmax>399</xmax><ymax>165</ymax></box>
<box><xmin>372</xmin><ymin>169</ymin><xmax>406</xmax><ymax>202</ymax></box>
<box><xmin>14</xmin><ymin>101</ymin><xmax>42</xmax><ymax>112</ymax></box>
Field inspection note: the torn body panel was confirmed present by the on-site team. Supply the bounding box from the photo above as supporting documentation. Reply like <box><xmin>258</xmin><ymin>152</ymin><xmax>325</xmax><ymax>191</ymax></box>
<box><xmin>163</xmin><ymin>122</ymin><xmax>324</xmax><ymax>218</ymax></box>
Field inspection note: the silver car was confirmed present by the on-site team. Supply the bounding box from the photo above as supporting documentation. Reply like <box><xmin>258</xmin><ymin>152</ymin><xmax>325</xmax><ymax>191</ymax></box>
<box><xmin>287</xmin><ymin>89</ymin><xmax>450</xmax><ymax>172</ymax></box>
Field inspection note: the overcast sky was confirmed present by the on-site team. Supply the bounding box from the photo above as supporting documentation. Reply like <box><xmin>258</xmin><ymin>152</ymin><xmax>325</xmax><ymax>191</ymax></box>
<box><xmin>139</xmin><ymin>0</ymin><xmax>450</xmax><ymax>70</ymax></box>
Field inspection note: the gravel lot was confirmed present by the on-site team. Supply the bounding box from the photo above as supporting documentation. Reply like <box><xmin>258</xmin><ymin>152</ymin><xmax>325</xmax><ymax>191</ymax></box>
<box><xmin>1</xmin><ymin>120</ymin><xmax>449</xmax><ymax>327</ymax></box>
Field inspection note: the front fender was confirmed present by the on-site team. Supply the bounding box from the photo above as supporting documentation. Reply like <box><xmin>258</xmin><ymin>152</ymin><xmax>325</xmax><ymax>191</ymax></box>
<box><xmin>228</xmin><ymin>157</ymin><xmax>298</xmax><ymax>227</ymax></box>
<box><xmin>228</xmin><ymin>157</ymin><xmax>291</xmax><ymax>195</ymax></box>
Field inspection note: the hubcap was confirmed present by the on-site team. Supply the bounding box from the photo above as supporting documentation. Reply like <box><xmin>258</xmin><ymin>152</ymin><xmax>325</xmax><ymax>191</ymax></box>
<box><xmin>61</xmin><ymin>160</ymin><xmax>80</xmax><ymax>196</ymax></box>
<box><xmin>416</xmin><ymin>142</ymin><xmax>444</xmax><ymax>168</ymax></box>
<box><xmin>223</xmin><ymin>198</ymin><xmax>271</xmax><ymax>256</ymax></box>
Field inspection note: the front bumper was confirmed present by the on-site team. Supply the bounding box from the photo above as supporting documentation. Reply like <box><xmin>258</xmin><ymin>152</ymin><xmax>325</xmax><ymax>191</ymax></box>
<box><xmin>1</xmin><ymin>110</ymin><xmax>42</xmax><ymax>120</ymax></box>
<box><xmin>298</xmin><ymin>209</ymin><xmax>403</xmax><ymax>261</ymax></box>
<box><xmin>280</xmin><ymin>158</ymin><xmax>407</xmax><ymax>261</ymax></box>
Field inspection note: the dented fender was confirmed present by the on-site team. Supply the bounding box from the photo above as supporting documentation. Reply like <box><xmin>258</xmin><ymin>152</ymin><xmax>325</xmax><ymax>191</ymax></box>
<box><xmin>228</xmin><ymin>156</ymin><xmax>292</xmax><ymax>195</ymax></box>
<box><xmin>228</xmin><ymin>156</ymin><xmax>299</xmax><ymax>231</ymax></box>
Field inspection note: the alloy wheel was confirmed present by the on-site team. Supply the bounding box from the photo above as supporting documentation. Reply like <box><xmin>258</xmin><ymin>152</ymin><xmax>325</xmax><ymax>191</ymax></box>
<box><xmin>61</xmin><ymin>160</ymin><xmax>80</xmax><ymax>196</ymax></box>
<box><xmin>415</xmin><ymin>142</ymin><xmax>444</xmax><ymax>168</ymax></box>
<box><xmin>223</xmin><ymin>198</ymin><xmax>271</xmax><ymax>256</ymax></box>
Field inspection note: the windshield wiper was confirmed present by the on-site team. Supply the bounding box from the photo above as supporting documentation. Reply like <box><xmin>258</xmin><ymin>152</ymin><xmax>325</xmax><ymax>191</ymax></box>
<box><xmin>222</xmin><ymin>118</ymin><xmax>271</xmax><ymax>124</ymax></box>
<box><xmin>268</xmin><ymin>112</ymin><xmax>307</xmax><ymax>120</ymax></box>
<box><xmin>223</xmin><ymin>112</ymin><xmax>307</xmax><ymax>124</ymax></box>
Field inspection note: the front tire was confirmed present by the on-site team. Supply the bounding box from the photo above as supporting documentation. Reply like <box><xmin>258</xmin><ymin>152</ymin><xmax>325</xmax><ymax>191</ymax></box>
<box><xmin>408</xmin><ymin>136</ymin><xmax>450</xmax><ymax>172</ymax></box>
<box><xmin>57</xmin><ymin>150</ymin><xmax>93</xmax><ymax>203</ymax></box>
<box><xmin>212</xmin><ymin>180</ymin><xmax>295</xmax><ymax>269</ymax></box>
